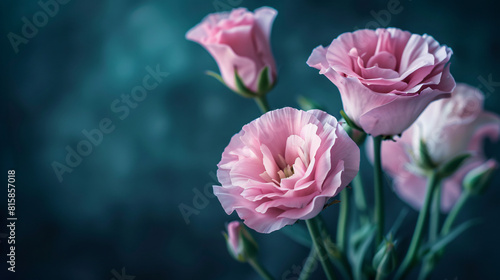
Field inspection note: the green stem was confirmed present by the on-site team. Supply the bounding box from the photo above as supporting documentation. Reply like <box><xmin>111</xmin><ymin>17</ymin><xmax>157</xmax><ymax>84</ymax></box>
<box><xmin>352</xmin><ymin>174</ymin><xmax>369</xmax><ymax>225</ymax></box>
<box><xmin>373</xmin><ymin>136</ymin><xmax>385</xmax><ymax>245</ymax></box>
<box><xmin>441</xmin><ymin>191</ymin><xmax>472</xmax><ymax>236</ymax></box>
<box><xmin>337</xmin><ymin>190</ymin><xmax>349</xmax><ymax>252</ymax></box>
<box><xmin>417</xmin><ymin>260</ymin><xmax>433</xmax><ymax>280</ymax></box>
<box><xmin>418</xmin><ymin>190</ymin><xmax>473</xmax><ymax>280</ymax></box>
<box><xmin>306</xmin><ymin>217</ymin><xmax>337</xmax><ymax>280</ymax></box>
<box><xmin>254</xmin><ymin>95</ymin><xmax>270</xmax><ymax>114</ymax></box>
<box><xmin>248</xmin><ymin>258</ymin><xmax>275</xmax><ymax>280</ymax></box>
<box><xmin>298</xmin><ymin>247</ymin><xmax>317</xmax><ymax>280</ymax></box>
<box><xmin>395</xmin><ymin>171</ymin><xmax>441</xmax><ymax>280</ymax></box>
<box><xmin>375</xmin><ymin>253</ymin><xmax>390</xmax><ymax>280</ymax></box>
<box><xmin>429</xmin><ymin>184</ymin><xmax>441</xmax><ymax>243</ymax></box>
<box><xmin>417</xmin><ymin>183</ymin><xmax>442</xmax><ymax>280</ymax></box>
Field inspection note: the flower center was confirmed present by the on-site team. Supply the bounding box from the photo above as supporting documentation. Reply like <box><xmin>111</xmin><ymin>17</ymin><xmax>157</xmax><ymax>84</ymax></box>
<box><xmin>278</xmin><ymin>165</ymin><xmax>294</xmax><ymax>179</ymax></box>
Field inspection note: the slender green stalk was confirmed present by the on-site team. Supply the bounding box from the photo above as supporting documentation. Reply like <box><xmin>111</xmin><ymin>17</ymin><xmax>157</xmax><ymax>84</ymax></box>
<box><xmin>418</xmin><ymin>190</ymin><xmax>473</xmax><ymax>280</ymax></box>
<box><xmin>317</xmin><ymin>216</ymin><xmax>353</xmax><ymax>280</ymax></box>
<box><xmin>373</xmin><ymin>136</ymin><xmax>385</xmax><ymax>244</ymax></box>
<box><xmin>375</xmin><ymin>253</ymin><xmax>390</xmax><ymax>280</ymax></box>
<box><xmin>441</xmin><ymin>191</ymin><xmax>472</xmax><ymax>236</ymax></box>
<box><xmin>337</xmin><ymin>190</ymin><xmax>349</xmax><ymax>252</ymax></box>
<box><xmin>417</xmin><ymin>183</ymin><xmax>442</xmax><ymax>280</ymax></box>
<box><xmin>429</xmin><ymin>185</ymin><xmax>441</xmax><ymax>243</ymax></box>
<box><xmin>352</xmin><ymin>174</ymin><xmax>369</xmax><ymax>225</ymax></box>
<box><xmin>298</xmin><ymin>247</ymin><xmax>317</xmax><ymax>280</ymax></box>
<box><xmin>417</xmin><ymin>263</ymin><xmax>432</xmax><ymax>280</ymax></box>
<box><xmin>248</xmin><ymin>258</ymin><xmax>275</xmax><ymax>280</ymax></box>
<box><xmin>254</xmin><ymin>96</ymin><xmax>270</xmax><ymax>114</ymax></box>
<box><xmin>395</xmin><ymin>171</ymin><xmax>441</xmax><ymax>280</ymax></box>
<box><xmin>306</xmin><ymin>217</ymin><xmax>337</xmax><ymax>280</ymax></box>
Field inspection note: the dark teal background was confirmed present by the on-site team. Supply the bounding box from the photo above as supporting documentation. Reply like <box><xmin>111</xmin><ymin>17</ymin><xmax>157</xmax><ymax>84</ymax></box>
<box><xmin>2</xmin><ymin>0</ymin><xmax>500</xmax><ymax>279</ymax></box>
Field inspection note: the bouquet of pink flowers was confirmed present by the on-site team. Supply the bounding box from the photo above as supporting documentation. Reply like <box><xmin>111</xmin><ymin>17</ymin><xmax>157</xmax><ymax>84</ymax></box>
<box><xmin>187</xmin><ymin>6</ymin><xmax>499</xmax><ymax>280</ymax></box>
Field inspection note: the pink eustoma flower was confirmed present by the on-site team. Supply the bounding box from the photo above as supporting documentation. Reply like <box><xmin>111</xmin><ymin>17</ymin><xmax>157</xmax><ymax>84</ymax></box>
<box><xmin>307</xmin><ymin>28</ymin><xmax>456</xmax><ymax>137</ymax></box>
<box><xmin>186</xmin><ymin>7</ymin><xmax>277</xmax><ymax>94</ymax></box>
<box><xmin>214</xmin><ymin>108</ymin><xmax>360</xmax><ymax>233</ymax></box>
<box><xmin>368</xmin><ymin>84</ymin><xmax>500</xmax><ymax>212</ymax></box>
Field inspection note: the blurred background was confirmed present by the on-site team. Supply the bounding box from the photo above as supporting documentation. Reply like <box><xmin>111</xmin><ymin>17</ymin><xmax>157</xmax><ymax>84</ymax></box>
<box><xmin>2</xmin><ymin>0</ymin><xmax>499</xmax><ymax>279</ymax></box>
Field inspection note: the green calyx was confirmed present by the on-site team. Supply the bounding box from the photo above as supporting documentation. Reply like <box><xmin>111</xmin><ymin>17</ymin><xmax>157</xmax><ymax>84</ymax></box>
<box><xmin>372</xmin><ymin>239</ymin><xmax>397</xmax><ymax>276</ymax></box>
<box><xmin>207</xmin><ymin>67</ymin><xmax>275</xmax><ymax>99</ymax></box>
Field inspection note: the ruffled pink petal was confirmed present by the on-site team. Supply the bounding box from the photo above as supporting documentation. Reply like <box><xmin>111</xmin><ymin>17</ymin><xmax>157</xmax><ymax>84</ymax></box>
<box><xmin>203</xmin><ymin>43</ymin><xmax>258</xmax><ymax>91</ymax></box>
<box><xmin>255</xmin><ymin>190</ymin><xmax>320</xmax><ymax>214</ymax></box>
<box><xmin>399</xmin><ymin>34</ymin><xmax>433</xmax><ymax>75</ymax></box>
<box><xmin>328</xmin><ymin>130</ymin><xmax>360</xmax><ymax>186</ymax></box>
<box><xmin>326</xmin><ymin>30</ymin><xmax>379</xmax><ymax>70</ymax></box>
<box><xmin>229</xmin><ymin>157</ymin><xmax>266</xmax><ymax>187</ymax></box>
<box><xmin>217</xmin><ymin>25</ymin><xmax>258</xmax><ymax>59</ymax></box>
<box><xmin>360</xmin><ymin>66</ymin><xmax>400</xmax><ymax>80</ymax></box>
<box><xmin>376</xmin><ymin>28</ymin><xmax>413</xmax><ymax>62</ymax></box>
<box><xmin>278</xmin><ymin>161</ymin><xmax>345</xmax><ymax>220</ymax></box>
<box><xmin>367</xmin><ymin>51</ymin><xmax>397</xmax><ymax>69</ymax></box>
<box><xmin>467</xmin><ymin>112</ymin><xmax>500</xmax><ymax>153</ymax></box>
<box><xmin>243</xmin><ymin>207</ymin><xmax>296</xmax><ymax>234</ymax></box>
<box><xmin>306</xmin><ymin>45</ymin><xmax>330</xmax><ymax>72</ymax></box>
<box><xmin>253</xmin><ymin>7</ymin><xmax>277</xmax><ymax>43</ymax></box>
<box><xmin>359</xmin><ymin>87</ymin><xmax>450</xmax><ymax>136</ymax></box>
<box><xmin>311</xmin><ymin>68</ymin><xmax>400</xmax><ymax>133</ymax></box>
<box><xmin>260</xmin><ymin>144</ymin><xmax>280</xmax><ymax>181</ymax></box>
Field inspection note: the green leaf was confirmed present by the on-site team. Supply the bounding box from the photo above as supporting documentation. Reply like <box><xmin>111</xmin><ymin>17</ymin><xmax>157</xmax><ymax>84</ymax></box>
<box><xmin>234</xmin><ymin>68</ymin><xmax>257</xmax><ymax>98</ymax></box>
<box><xmin>297</xmin><ymin>96</ymin><xmax>326</xmax><ymax>111</ymax></box>
<box><xmin>418</xmin><ymin>140</ymin><xmax>437</xmax><ymax>170</ymax></box>
<box><xmin>257</xmin><ymin>66</ymin><xmax>273</xmax><ymax>95</ymax></box>
<box><xmin>419</xmin><ymin>219</ymin><xmax>481</xmax><ymax>259</ymax></box>
<box><xmin>340</xmin><ymin>110</ymin><xmax>363</xmax><ymax>131</ymax></box>
<box><xmin>205</xmin><ymin>70</ymin><xmax>225</xmax><ymax>85</ymax></box>
<box><xmin>316</xmin><ymin>215</ymin><xmax>352</xmax><ymax>280</ymax></box>
<box><xmin>280</xmin><ymin>223</ymin><xmax>312</xmax><ymax>248</ymax></box>
<box><xmin>438</xmin><ymin>153</ymin><xmax>472</xmax><ymax>178</ymax></box>
<box><xmin>350</xmin><ymin>225</ymin><xmax>376</xmax><ymax>280</ymax></box>
<box><xmin>316</xmin><ymin>216</ymin><xmax>341</xmax><ymax>259</ymax></box>
<box><xmin>387</xmin><ymin>208</ymin><xmax>409</xmax><ymax>237</ymax></box>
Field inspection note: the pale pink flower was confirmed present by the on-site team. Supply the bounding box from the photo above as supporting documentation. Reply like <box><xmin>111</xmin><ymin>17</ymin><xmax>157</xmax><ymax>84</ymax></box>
<box><xmin>186</xmin><ymin>7</ymin><xmax>277</xmax><ymax>93</ymax></box>
<box><xmin>307</xmin><ymin>28</ymin><xmax>456</xmax><ymax>137</ymax></box>
<box><xmin>214</xmin><ymin>108</ymin><xmax>360</xmax><ymax>233</ymax></box>
<box><xmin>368</xmin><ymin>84</ymin><xmax>500</xmax><ymax>212</ymax></box>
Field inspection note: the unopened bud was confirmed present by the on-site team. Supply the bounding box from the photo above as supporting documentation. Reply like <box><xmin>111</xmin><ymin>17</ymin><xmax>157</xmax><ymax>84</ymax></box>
<box><xmin>224</xmin><ymin>221</ymin><xmax>258</xmax><ymax>262</ymax></box>
<box><xmin>464</xmin><ymin>159</ymin><xmax>498</xmax><ymax>195</ymax></box>
<box><xmin>372</xmin><ymin>240</ymin><xmax>397</xmax><ymax>276</ymax></box>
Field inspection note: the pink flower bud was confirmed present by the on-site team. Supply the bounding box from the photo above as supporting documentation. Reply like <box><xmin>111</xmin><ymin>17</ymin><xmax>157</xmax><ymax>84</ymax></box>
<box><xmin>186</xmin><ymin>7</ymin><xmax>277</xmax><ymax>95</ymax></box>
<box><xmin>224</xmin><ymin>221</ymin><xmax>257</xmax><ymax>262</ymax></box>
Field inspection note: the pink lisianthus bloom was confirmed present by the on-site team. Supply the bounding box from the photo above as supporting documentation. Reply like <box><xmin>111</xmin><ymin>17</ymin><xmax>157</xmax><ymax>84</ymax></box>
<box><xmin>368</xmin><ymin>84</ymin><xmax>500</xmax><ymax>212</ymax></box>
<box><xmin>214</xmin><ymin>108</ymin><xmax>360</xmax><ymax>233</ymax></box>
<box><xmin>186</xmin><ymin>7</ymin><xmax>277</xmax><ymax>94</ymax></box>
<box><xmin>307</xmin><ymin>28</ymin><xmax>456</xmax><ymax>137</ymax></box>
